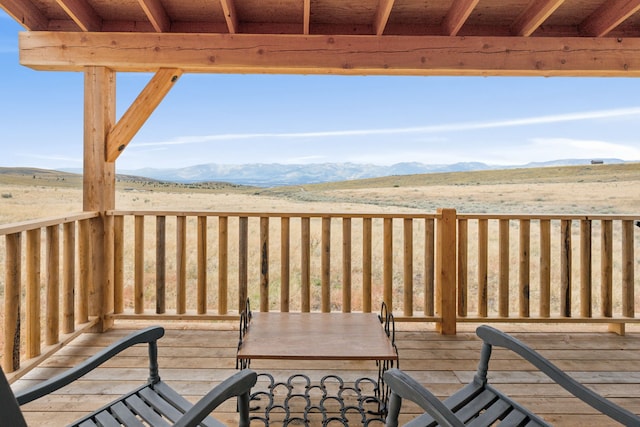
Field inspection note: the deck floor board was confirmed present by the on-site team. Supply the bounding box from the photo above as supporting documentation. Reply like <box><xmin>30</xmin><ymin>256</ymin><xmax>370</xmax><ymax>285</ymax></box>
<box><xmin>10</xmin><ymin>322</ymin><xmax>640</xmax><ymax>426</ymax></box>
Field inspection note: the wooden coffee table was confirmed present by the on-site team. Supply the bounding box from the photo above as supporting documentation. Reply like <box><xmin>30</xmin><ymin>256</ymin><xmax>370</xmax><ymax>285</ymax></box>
<box><xmin>236</xmin><ymin>312</ymin><xmax>398</xmax><ymax>363</ymax></box>
<box><xmin>236</xmin><ymin>309</ymin><xmax>399</xmax><ymax>421</ymax></box>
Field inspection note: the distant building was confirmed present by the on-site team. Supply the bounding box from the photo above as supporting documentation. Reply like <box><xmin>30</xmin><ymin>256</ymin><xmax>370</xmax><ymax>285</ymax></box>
<box><xmin>590</xmin><ymin>160</ymin><xmax>604</xmax><ymax>165</ymax></box>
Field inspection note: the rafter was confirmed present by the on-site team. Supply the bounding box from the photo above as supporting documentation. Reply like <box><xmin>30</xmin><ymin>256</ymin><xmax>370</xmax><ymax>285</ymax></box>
<box><xmin>138</xmin><ymin>0</ymin><xmax>170</xmax><ymax>33</ymax></box>
<box><xmin>374</xmin><ymin>0</ymin><xmax>395</xmax><ymax>36</ymax></box>
<box><xmin>106</xmin><ymin>68</ymin><xmax>183</xmax><ymax>162</ymax></box>
<box><xmin>303</xmin><ymin>0</ymin><xmax>310</xmax><ymax>35</ymax></box>
<box><xmin>0</xmin><ymin>0</ymin><xmax>48</xmax><ymax>30</ymax></box>
<box><xmin>19</xmin><ymin>32</ymin><xmax>640</xmax><ymax>77</ymax></box>
<box><xmin>511</xmin><ymin>0</ymin><xmax>565</xmax><ymax>36</ymax></box>
<box><xmin>219</xmin><ymin>0</ymin><xmax>239</xmax><ymax>34</ymax></box>
<box><xmin>442</xmin><ymin>0</ymin><xmax>479</xmax><ymax>36</ymax></box>
<box><xmin>55</xmin><ymin>0</ymin><xmax>101</xmax><ymax>32</ymax></box>
<box><xmin>580</xmin><ymin>0</ymin><xmax>640</xmax><ymax>37</ymax></box>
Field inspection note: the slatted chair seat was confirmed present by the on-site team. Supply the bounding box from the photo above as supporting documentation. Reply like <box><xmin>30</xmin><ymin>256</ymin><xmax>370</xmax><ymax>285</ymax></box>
<box><xmin>384</xmin><ymin>325</ymin><xmax>640</xmax><ymax>427</ymax></box>
<box><xmin>0</xmin><ymin>326</ymin><xmax>257</xmax><ymax>427</ymax></box>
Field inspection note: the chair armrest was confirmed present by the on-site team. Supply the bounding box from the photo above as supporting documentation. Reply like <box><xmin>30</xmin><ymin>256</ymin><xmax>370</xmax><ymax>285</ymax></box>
<box><xmin>15</xmin><ymin>326</ymin><xmax>165</xmax><ymax>405</ymax></box>
<box><xmin>174</xmin><ymin>369</ymin><xmax>258</xmax><ymax>427</ymax></box>
<box><xmin>476</xmin><ymin>325</ymin><xmax>640</xmax><ymax>426</ymax></box>
<box><xmin>383</xmin><ymin>368</ymin><xmax>465</xmax><ymax>427</ymax></box>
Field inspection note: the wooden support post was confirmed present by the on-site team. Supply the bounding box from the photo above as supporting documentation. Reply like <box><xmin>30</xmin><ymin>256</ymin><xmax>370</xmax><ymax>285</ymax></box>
<box><xmin>84</xmin><ymin>66</ymin><xmax>115</xmax><ymax>332</ymax></box>
<box><xmin>436</xmin><ymin>208</ymin><xmax>456</xmax><ymax>335</ymax></box>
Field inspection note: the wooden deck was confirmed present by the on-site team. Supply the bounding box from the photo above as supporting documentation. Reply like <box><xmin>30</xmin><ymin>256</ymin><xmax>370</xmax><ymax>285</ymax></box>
<box><xmin>10</xmin><ymin>321</ymin><xmax>640</xmax><ymax>426</ymax></box>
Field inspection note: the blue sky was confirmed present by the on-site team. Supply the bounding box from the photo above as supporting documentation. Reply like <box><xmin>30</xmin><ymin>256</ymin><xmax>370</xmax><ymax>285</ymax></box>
<box><xmin>2</xmin><ymin>10</ymin><xmax>640</xmax><ymax>171</ymax></box>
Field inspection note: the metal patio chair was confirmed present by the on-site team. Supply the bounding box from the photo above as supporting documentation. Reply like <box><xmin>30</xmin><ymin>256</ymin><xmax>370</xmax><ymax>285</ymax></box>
<box><xmin>0</xmin><ymin>326</ymin><xmax>257</xmax><ymax>427</ymax></box>
<box><xmin>383</xmin><ymin>325</ymin><xmax>640</xmax><ymax>427</ymax></box>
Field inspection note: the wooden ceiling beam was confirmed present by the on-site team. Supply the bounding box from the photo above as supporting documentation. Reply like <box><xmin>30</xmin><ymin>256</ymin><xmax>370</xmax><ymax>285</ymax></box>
<box><xmin>511</xmin><ymin>0</ymin><xmax>565</xmax><ymax>37</ymax></box>
<box><xmin>106</xmin><ymin>68</ymin><xmax>183</xmax><ymax>162</ymax></box>
<box><xmin>303</xmin><ymin>0</ymin><xmax>310</xmax><ymax>35</ymax></box>
<box><xmin>55</xmin><ymin>0</ymin><xmax>101</xmax><ymax>32</ymax></box>
<box><xmin>374</xmin><ymin>0</ymin><xmax>395</xmax><ymax>36</ymax></box>
<box><xmin>138</xmin><ymin>0</ymin><xmax>170</xmax><ymax>33</ymax></box>
<box><xmin>219</xmin><ymin>0</ymin><xmax>239</xmax><ymax>34</ymax></box>
<box><xmin>442</xmin><ymin>0</ymin><xmax>479</xmax><ymax>36</ymax></box>
<box><xmin>580</xmin><ymin>0</ymin><xmax>640</xmax><ymax>37</ymax></box>
<box><xmin>0</xmin><ymin>0</ymin><xmax>48</xmax><ymax>30</ymax></box>
<box><xmin>19</xmin><ymin>32</ymin><xmax>640</xmax><ymax>77</ymax></box>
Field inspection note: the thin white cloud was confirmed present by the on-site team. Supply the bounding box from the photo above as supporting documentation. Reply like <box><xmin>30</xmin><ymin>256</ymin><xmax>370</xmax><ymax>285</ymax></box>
<box><xmin>138</xmin><ymin>107</ymin><xmax>640</xmax><ymax>147</ymax></box>
<box><xmin>530</xmin><ymin>138</ymin><xmax>640</xmax><ymax>159</ymax></box>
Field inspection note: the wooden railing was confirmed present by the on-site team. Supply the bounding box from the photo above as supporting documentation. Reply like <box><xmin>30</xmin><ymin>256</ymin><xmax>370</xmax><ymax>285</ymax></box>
<box><xmin>107</xmin><ymin>210</ymin><xmax>441</xmax><ymax>321</ymax></box>
<box><xmin>455</xmin><ymin>214</ymin><xmax>638</xmax><ymax>335</ymax></box>
<box><xmin>0</xmin><ymin>212</ymin><xmax>100</xmax><ymax>374</ymax></box>
<box><xmin>1</xmin><ymin>209</ymin><xmax>638</xmax><ymax>373</ymax></box>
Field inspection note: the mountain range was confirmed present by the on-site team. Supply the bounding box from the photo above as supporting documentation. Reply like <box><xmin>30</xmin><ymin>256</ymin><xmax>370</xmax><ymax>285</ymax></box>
<box><xmin>110</xmin><ymin>158</ymin><xmax>626</xmax><ymax>187</ymax></box>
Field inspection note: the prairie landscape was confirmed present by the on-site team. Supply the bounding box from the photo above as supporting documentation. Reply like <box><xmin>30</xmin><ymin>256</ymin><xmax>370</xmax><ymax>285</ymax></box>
<box><xmin>1</xmin><ymin>162</ymin><xmax>639</xmax><ymax>222</ymax></box>
<box><xmin>1</xmin><ymin>163</ymin><xmax>640</xmax><ymax>357</ymax></box>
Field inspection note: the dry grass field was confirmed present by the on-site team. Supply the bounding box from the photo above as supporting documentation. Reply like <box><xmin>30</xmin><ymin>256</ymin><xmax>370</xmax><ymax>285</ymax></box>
<box><xmin>1</xmin><ymin>162</ymin><xmax>639</xmax><ymax>222</ymax></box>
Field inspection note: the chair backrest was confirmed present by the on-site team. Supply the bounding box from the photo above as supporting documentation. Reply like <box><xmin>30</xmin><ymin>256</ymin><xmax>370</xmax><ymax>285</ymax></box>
<box><xmin>0</xmin><ymin>366</ymin><xmax>28</xmax><ymax>427</ymax></box>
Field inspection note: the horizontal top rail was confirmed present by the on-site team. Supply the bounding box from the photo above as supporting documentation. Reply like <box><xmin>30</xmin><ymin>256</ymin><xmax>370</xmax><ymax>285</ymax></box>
<box><xmin>107</xmin><ymin>210</ymin><xmax>438</xmax><ymax>220</ymax></box>
<box><xmin>458</xmin><ymin>213</ymin><xmax>640</xmax><ymax>221</ymax></box>
<box><xmin>0</xmin><ymin>212</ymin><xmax>100</xmax><ymax>236</ymax></box>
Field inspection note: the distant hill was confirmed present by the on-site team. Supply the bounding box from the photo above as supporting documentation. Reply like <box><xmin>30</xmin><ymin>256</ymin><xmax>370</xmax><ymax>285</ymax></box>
<box><xmin>112</xmin><ymin>158</ymin><xmax>628</xmax><ymax>187</ymax></box>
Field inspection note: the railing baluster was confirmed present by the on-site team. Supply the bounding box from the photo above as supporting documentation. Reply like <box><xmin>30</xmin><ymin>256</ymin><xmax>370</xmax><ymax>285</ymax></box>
<box><xmin>301</xmin><ymin>217</ymin><xmax>311</xmax><ymax>312</ymax></box>
<box><xmin>457</xmin><ymin>218</ymin><xmax>467</xmax><ymax>317</ymax></box>
<box><xmin>477</xmin><ymin>219</ymin><xmax>488</xmax><ymax>317</ymax></box>
<box><xmin>260</xmin><ymin>216</ymin><xmax>269</xmax><ymax>312</ymax></box>
<box><xmin>281</xmin><ymin>217</ymin><xmax>290</xmax><ymax>312</ymax></box>
<box><xmin>621</xmin><ymin>219</ymin><xmax>634</xmax><ymax>318</ymax></box>
<box><xmin>321</xmin><ymin>217</ymin><xmax>331</xmax><ymax>312</ymax></box>
<box><xmin>539</xmin><ymin>219</ymin><xmax>551</xmax><ymax>317</ymax></box>
<box><xmin>176</xmin><ymin>215</ymin><xmax>187</xmax><ymax>314</ymax></box>
<box><xmin>519</xmin><ymin>219</ymin><xmax>530</xmax><ymax>317</ymax></box>
<box><xmin>498</xmin><ymin>219</ymin><xmax>509</xmax><ymax>317</ymax></box>
<box><xmin>135</xmin><ymin>215</ymin><xmax>145</xmax><ymax>314</ymax></box>
<box><xmin>219</xmin><ymin>216</ymin><xmax>228</xmax><ymax>315</ymax></box>
<box><xmin>580</xmin><ymin>219</ymin><xmax>592</xmax><ymax>318</ymax></box>
<box><xmin>383</xmin><ymin>217</ymin><xmax>393</xmax><ymax>310</ymax></box>
<box><xmin>601</xmin><ymin>219</ymin><xmax>613</xmax><ymax>317</ymax></box>
<box><xmin>78</xmin><ymin>219</ymin><xmax>90</xmax><ymax>323</ymax></box>
<box><xmin>362</xmin><ymin>217</ymin><xmax>372</xmax><ymax>313</ymax></box>
<box><xmin>113</xmin><ymin>215</ymin><xmax>124</xmax><ymax>314</ymax></box>
<box><xmin>62</xmin><ymin>222</ymin><xmax>76</xmax><ymax>333</ymax></box>
<box><xmin>342</xmin><ymin>217</ymin><xmax>351</xmax><ymax>313</ymax></box>
<box><xmin>197</xmin><ymin>216</ymin><xmax>207</xmax><ymax>314</ymax></box>
<box><xmin>560</xmin><ymin>219</ymin><xmax>572</xmax><ymax>317</ymax></box>
<box><xmin>4</xmin><ymin>233</ymin><xmax>22</xmax><ymax>372</ymax></box>
<box><xmin>403</xmin><ymin>218</ymin><xmax>413</xmax><ymax>317</ymax></box>
<box><xmin>156</xmin><ymin>216</ymin><xmax>166</xmax><ymax>314</ymax></box>
<box><xmin>26</xmin><ymin>229</ymin><xmax>41</xmax><ymax>358</ymax></box>
<box><xmin>238</xmin><ymin>216</ymin><xmax>248</xmax><ymax>312</ymax></box>
<box><xmin>46</xmin><ymin>225</ymin><xmax>60</xmax><ymax>346</ymax></box>
<box><xmin>424</xmin><ymin>218</ymin><xmax>434</xmax><ymax>317</ymax></box>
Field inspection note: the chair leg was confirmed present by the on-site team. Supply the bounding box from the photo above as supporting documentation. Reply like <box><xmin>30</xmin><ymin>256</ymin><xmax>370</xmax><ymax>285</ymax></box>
<box><xmin>385</xmin><ymin>392</ymin><xmax>401</xmax><ymax>427</ymax></box>
<box><xmin>238</xmin><ymin>391</ymin><xmax>251</xmax><ymax>427</ymax></box>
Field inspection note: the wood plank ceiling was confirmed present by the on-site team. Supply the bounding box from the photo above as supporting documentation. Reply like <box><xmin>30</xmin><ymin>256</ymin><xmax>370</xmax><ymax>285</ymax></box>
<box><xmin>3</xmin><ymin>0</ymin><xmax>640</xmax><ymax>75</ymax></box>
